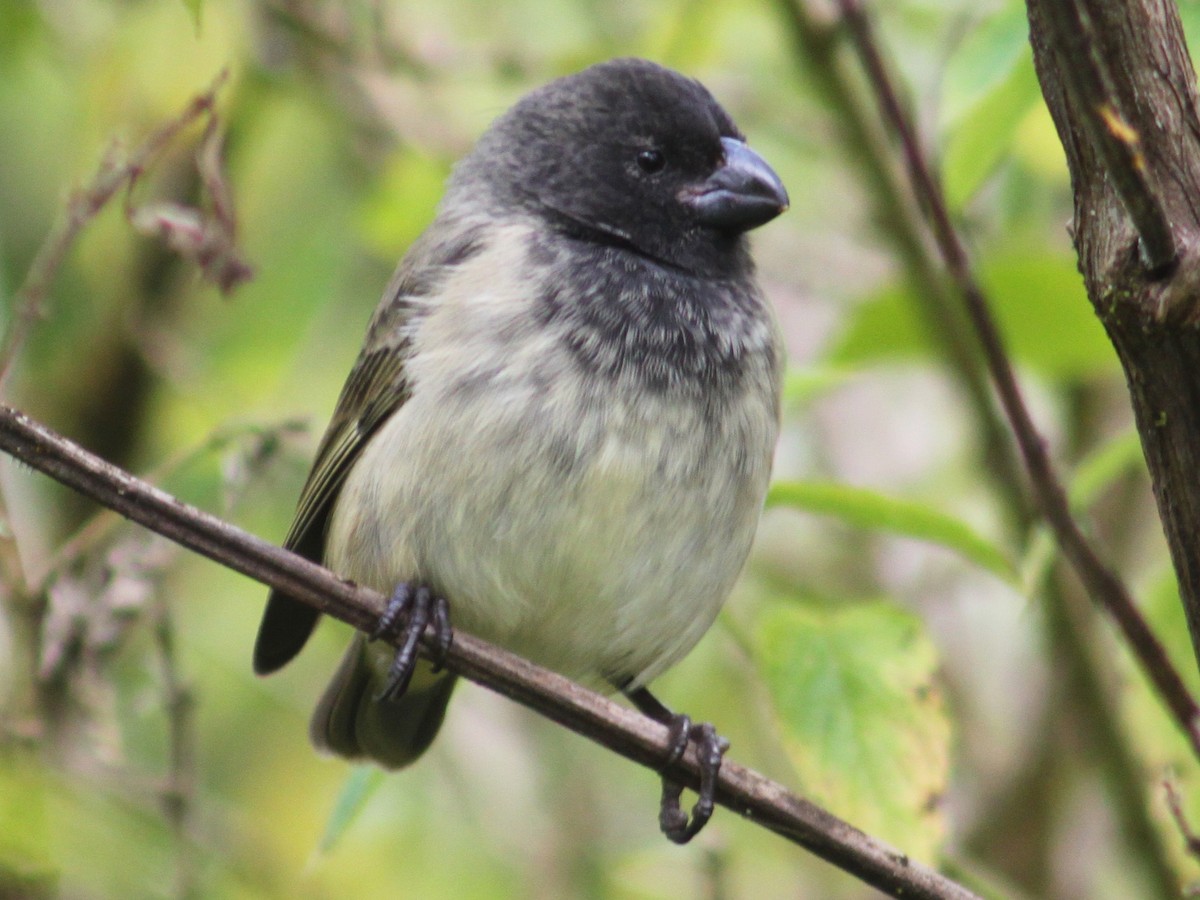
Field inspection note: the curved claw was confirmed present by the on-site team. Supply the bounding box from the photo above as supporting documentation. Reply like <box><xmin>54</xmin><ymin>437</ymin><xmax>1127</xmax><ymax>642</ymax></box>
<box><xmin>659</xmin><ymin>719</ymin><xmax>729</xmax><ymax>844</ymax></box>
<box><xmin>371</xmin><ymin>583</ymin><xmax>453</xmax><ymax>703</ymax></box>
<box><xmin>428</xmin><ymin>596</ymin><xmax>453</xmax><ymax>672</ymax></box>
<box><xmin>661</xmin><ymin>713</ymin><xmax>692</xmax><ymax>770</ymax></box>
<box><xmin>370</xmin><ymin>583</ymin><xmax>413</xmax><ymax>643</ymax></box>
<box><xmin>618</xmin><ymin>686</ymin><xmax>730</xmax><ymax>844</ymax></box>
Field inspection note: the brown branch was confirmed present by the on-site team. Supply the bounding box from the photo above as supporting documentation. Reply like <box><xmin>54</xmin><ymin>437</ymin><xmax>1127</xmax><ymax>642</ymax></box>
<box><xmin>771</xmin><ymin>0</ymin><xmax>1035</xmax><ymax>532</ymax></box>
<box><xmin>1026</xmin><ymin>0</ymin><xmax>1200</xmax><ymax>689</ymax></box>
<box><xmin>776</xmin><ymin>0</ymin><xmax>1184</xmax><ymax>885</ymax></box>
<box><xmin>1164</xmin><ymin>776</ymin><xmax>1200</xmax><ymax>863</ymax></box>
<box><xmin>31</xmin><ymin>418</ymin><xmax>305</xmax><ymax>593</ymax></box>
<box><xmin>0</xmin><ymin>404</ymin><xmax>982</xmax><ymax>900</ymax></box>
<box><xmin>1034</xmin><ymin>0</ymin><xmax>1177</xmax><ymax>276</ymax></box>
<box><xmin>827</xmin><ymin>0</ymin><xmax>1200</xmax><ymax>760</ymax></box>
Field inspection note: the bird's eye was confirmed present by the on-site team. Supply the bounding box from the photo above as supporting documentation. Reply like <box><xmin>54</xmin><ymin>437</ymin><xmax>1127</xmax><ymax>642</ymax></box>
<box><xmin>636</xmin><ymin>148</ymin><xmax>667</xmax><ymax>174</ymax></box>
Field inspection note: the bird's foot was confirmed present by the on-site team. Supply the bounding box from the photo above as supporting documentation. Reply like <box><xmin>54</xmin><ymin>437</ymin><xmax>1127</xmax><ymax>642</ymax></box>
<box><xmin>621</xmin><ymin>685</ymin><xmax>729</xmax><ymax>844</ymax></box>
<box><xmin>370</xmin><ymin>582</ymin><xmax>453</xmax><ymax>702</ymax></box>
<box><xmin>657</xmin><ymin>714</ymin><xmax>729</xmax><ymax>844</ymax></box>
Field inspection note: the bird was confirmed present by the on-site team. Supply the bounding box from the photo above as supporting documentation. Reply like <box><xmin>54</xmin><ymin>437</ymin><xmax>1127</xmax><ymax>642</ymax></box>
<box><xmin>253</xmin><ymin>56</ymin><xmax>788</xmax><ymax>843</ymax></box>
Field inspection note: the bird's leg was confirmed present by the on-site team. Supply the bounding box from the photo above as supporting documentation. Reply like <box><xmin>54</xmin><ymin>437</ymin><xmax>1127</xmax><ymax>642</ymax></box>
<box><xmin>622</xmin><ymin>685</ymin><xmax>729</xmax><ymax>844</ymax></box>
<box><xmin>370</xmin><ymin>582</ymin><xmax>453</xmax><ymax>702</ymax></box>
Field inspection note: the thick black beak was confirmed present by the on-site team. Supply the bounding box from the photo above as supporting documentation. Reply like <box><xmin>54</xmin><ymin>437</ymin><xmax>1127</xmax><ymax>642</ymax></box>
<box><xmin>682</xmin><ymin>136</ymin><xmax>789</xmax><ymax>232</ymax></box>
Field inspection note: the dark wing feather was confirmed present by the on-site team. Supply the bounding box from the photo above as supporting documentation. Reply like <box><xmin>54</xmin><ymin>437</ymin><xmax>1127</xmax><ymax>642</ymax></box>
<box><xmin>252</xmin><ymin>221</ymin><xmax>486</xmax><ymax>675</ymax></box>
<box><xmin>285</xmin><ymin>345</ymin><xmax>411</xmax><ymax>555</ymax></box>
<box><xmin>253</xmin><ymin>341</ymin><xmax>411</xmax><ymax>674</ymax></box>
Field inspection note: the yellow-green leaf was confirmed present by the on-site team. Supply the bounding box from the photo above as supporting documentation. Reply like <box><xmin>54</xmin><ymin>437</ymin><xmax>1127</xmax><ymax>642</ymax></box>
<box><xmin>319</xmin><ymin>765</ymin><xmax>387</xmax><ymax>854</ymax></box>
<box><xmin>756</xmin><ymin>600</ymin><xmax>951</xmax><ymax>862</ymax></box>
<box><xmin>944</xmin><ymin>58</ymin><xmax>1041</xmax><ymax>208</ymax></box>
<box><xmin>181</xmin><ymin>0</ymin><xmax>203</xmax><ymax>31</ymax></box>
<box><xmin>767</xmin><ymin>480</ymin><xmax>1013</xmax><ymax>580</ymax></box>
<box><xmin>782</xmin><ymin>365</ymin><xmax>855</xmax><ymax>408</ymax></box>
<box><xmin>833</xmin><ymin>250</ymin><xmax>1117</xmax><ymax>381</ymax></box>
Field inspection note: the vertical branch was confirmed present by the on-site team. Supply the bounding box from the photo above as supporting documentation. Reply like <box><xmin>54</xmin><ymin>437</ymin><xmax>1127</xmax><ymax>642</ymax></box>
<box><xmin>824</xmin><ymin>0</ymin><xmax>1200</xmax><ymax>757</ymax></box>
<box><xmin>1025</xmin><ymin>0</ymin><xmax>1200</xmax><ymax>672</ymax></box>
<box><xmin>771</xmin><ymin>0</ymin><xmax>1034</xmax><ymax>531</ymax></box>
<box><xmin>1034</xmin><ymin>0</ymin><xmax>1177</xmax><ymax>274</ymax></box>
<box><xmin>778</xmin><ymin>0</ymin><xmax>1193</xmax><ymax>888</ymax></box>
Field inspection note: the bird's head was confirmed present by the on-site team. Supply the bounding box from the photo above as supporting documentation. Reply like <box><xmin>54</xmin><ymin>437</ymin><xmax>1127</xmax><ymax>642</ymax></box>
<box><xmin>456</xmin><ymin>58</ymin><xmax>789</xmax><ymax>277</ymax></box>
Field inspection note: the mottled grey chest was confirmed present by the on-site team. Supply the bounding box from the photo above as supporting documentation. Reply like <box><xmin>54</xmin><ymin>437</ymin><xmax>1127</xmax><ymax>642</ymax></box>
<box><xmin>526</xmin><ymin>232</ymin><xmax>780</xmax><ymax>399</ymax></box>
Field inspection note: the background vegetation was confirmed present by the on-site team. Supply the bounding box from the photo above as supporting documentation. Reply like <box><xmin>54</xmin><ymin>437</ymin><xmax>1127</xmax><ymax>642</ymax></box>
<box><xmin>2</xmin><ymin>0</ymin><xmax>1198</xmax><ymax>897</ymax></box>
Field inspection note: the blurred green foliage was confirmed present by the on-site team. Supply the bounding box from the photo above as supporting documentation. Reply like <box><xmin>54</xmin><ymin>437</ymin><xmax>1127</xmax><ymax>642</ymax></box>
<box><xmin>768</xmin><ymin>480</ymin><xmax>1013</xmax><ymax>578</ymax></box>
<box><xmin>2</xmin><ymin>0</ymin><xmax>1199</xmax><ymax>898</ymax></box>
<box><xmin>756</xmin><ymin>599</ymin><xmax>950</xmax><ymax>863</ymax></box>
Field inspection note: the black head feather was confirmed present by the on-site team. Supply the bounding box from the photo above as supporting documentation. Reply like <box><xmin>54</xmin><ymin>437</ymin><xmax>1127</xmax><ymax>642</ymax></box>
<box><xmin>452</xmin><ymin>58</ymin><xmax>781</xmax><ymax>277</ymax></box>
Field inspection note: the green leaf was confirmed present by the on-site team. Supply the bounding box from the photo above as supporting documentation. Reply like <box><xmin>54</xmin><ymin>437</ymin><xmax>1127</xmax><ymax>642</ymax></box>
<box><xmin>756</xmin><ymin>600</ymin><xmax>951</xmax><ymax>861</ymax></box>
<box><xmin>943</xmin><ymin>58</ymin><xmax>1041</xmax><ymax>208</ymax></box>
<box><xmin>181</xmin><ymin>0</ymin><xmax>203</xmax><ymax>31</ymax></box>
<box><xmin>782</xmin><ymin>365</ymin><xmax>855</xmax><ymax>408</ymax></box>
<box><xmin>940</xmin><ymin>2</ymin><xmax>1032</xmax><ymax>128</ymax></box>
<box><xmin>830</xmin><ymin>283</ymin><xmax>927</xmax><ymax>364</ymax></box>
<box><xmin>939</xmin><ymin>3</ymin><xmax>1041</xmax><ymax>205</ymax></box>
<box><xmin>1067</xmin><ymin>429</ymin><xmax>1145</xmax><ymax>509</ymax></box>
<box><xmin>832</xmin><ymin>250</ymin><xmax>1118</xmax><ymax>381</ymax></box>
<box><xmin>767</xmin><ymin>480</ymin><xmax>1013</xmax><ymax>579</ymax></box>
<box><xmin>983</xmin><ymin>253</ymin><xmax>1115</xmax><ymax>379</ymax></box>
<box><xmin>1019</xmin><ymin>430</ymin><xmax>1146</xmax><ymax>594</ymax></box>
<box><xmin>319</xmin><ymin>765</ymin><xmax>387</xmax><ymax>854</ymax></box>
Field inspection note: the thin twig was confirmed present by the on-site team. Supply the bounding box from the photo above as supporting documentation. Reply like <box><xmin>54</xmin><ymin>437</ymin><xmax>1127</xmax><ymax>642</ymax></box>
<box><xmin>829</xmin><ymin>0</ymin><xmax>1200</xmax><ymax>758</ymax></box>
<box><xmin>772</xmin><ymin>0</ymin><xmax>1034</xmax><ymax>532</ymax></box>
<box><xmin>31</xmin><ymin>418</ymin><xmax>306</xmax><ymax>593</ymax></box>
<box><xmin>1164</xmin><ymin>775</ymin><xmax>1200</xmax><ymax>862</ymax></box>
<box><xmin>0</xmin><ymin>482</ymin><xmax>28</xmax><ymax>596</ymax></box>
<box><xmin>0</xmin><ymin>405</ymin><xmax>982</xmax><ymax>900</ymax></box>
<box><xmin>152</xmin><ymin>592</ymin><xmax>198</xmax><ymax>900</ymax></box>
<box><xmin>778</xmin><ymin>0</ymin><xmax>1182</xmax><ymax>885</ymax></box>
<box><xmin>128</xmin><ymin>106</ymin><xmax>254</xmax><ymax>296</ymax></box>
<box><xmin>0</xmin><ymin>70</ymin><xmax>230</xmax><ymax>393</ymax></box>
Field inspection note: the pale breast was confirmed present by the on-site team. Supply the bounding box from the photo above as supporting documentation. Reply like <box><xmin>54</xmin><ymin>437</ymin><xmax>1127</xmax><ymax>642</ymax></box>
<box><xmin>326</xmin><ymin>222</ymin><xmax>782</xmax><ymax>688</ymax></box>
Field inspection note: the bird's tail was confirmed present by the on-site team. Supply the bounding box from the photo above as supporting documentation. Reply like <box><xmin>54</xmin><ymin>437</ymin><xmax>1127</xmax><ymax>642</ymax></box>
<box><xmin>310</xmin><ymin>632</ymin><xmax>457</xmax><ymax>769</ymax></box>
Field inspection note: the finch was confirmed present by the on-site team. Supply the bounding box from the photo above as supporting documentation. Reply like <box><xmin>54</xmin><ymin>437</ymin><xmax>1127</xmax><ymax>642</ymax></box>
<box><xmin>254</xmin><ymin>57</ymin><xmax>788</xmax><ymax>842</ymax></box>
